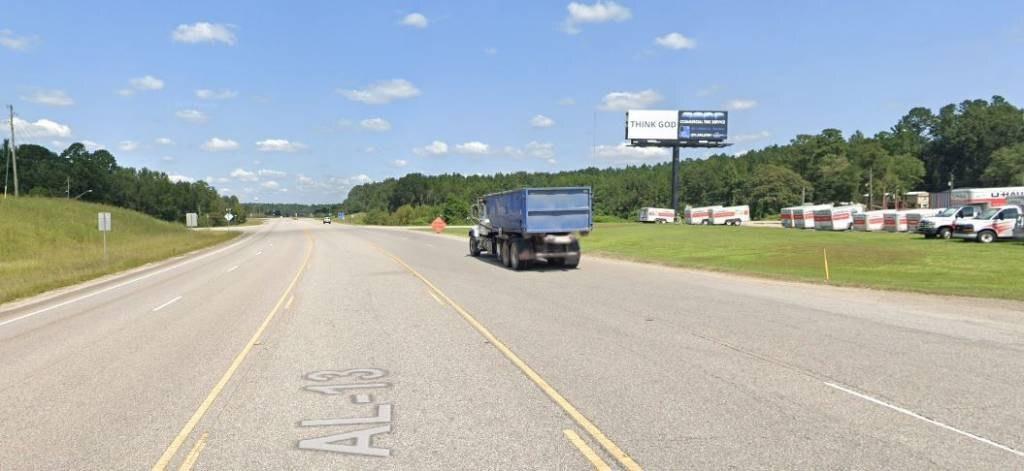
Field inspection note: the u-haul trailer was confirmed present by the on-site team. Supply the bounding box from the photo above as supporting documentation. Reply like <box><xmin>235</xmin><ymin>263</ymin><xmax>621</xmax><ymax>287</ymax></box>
<box><xmin>793</xmin><ymin>204</ymin><xmax>833</xmax><ymax>229</ymax></box>
<box><xmin>906</xmin><ymin>209</ymin><xmax>942</xmax><ymax>232</ymax></box>
<box><xmin>684</xmin><ymin>205</ymin><xmax>722</xmax><ymax>225</ymax></box>
<box><xmin>638</xmin><ymin>207</ymin><xmax>676</xmax><ymax>223</ymax></box>
<box><xmin>883</xmin><ymin>210</ymin><xmax>913</xmax><ymax>232</ymax></box>
<box><xmin>852</xmin><ymin>210</ymin><xmax>885</xmax><ymax>231</ymax></box>
<box><xmin>709</xmin><ymin>205</ymin><xmax>750</xmax><ymax>225</ymax></box>
<box><xmin>780</xmin><ymin>206</ymin><xmax>797</xmax><ymax>228</ymax></box>
<box><xmin>814</xmin><ymin>205</ymin><xmax>862</xmax><ymax>231</ymax></box>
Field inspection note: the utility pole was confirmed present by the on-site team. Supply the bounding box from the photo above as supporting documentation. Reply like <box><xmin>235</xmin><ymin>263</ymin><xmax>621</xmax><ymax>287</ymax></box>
<box><xmin>671</xmin><ymin>145</ymin><xmax>680</xmax><ymax>222</ymax></box>
<box><xmin>868</xmin><ymin>168</ymin><xmax>873</xmax><ymax>210</ymax></box>
<box><xmin>7</xmin><ymin>105</ymin><xmax>18</xmax><ymax>197</ymax></box>
<box><xmin>67</xmin><ymin>176</ymin><xmax>70</xmax><ymax>199</ymax></box>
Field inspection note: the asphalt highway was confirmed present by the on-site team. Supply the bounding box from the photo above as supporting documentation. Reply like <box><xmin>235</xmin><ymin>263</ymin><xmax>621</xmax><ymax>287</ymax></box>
<box><xmin>2</xmin><ymin>218</ymin><xmax>1023</xmax><ymax>470</ymax></box>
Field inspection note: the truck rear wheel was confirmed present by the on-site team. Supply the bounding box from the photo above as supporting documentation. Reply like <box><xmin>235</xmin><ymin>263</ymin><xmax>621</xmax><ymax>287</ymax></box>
<box><xmin>562</xmin><ymin>240</ymin><xmax>581</xmax><ymax>269</ymax></box>
<box><xmin>501</xmin><ymin>240</ymin><xmax>512</xmax><ymax>267</ymax></box>
<box><xmin>510</xmin><ymin>239</ymin><xmax>525</xmax><ymax>271</ymax></box>
<box><xmin>469</xmin><ymin>235</ymin><xmax>481</xmax><ymax>256</ymax></box>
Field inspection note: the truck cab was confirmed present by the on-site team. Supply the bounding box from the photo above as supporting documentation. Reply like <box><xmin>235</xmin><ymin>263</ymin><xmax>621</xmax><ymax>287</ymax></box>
<box><xmin>952</xmin><ymin>205</ymin><xmax>1022</xmax><ymax>243</ymax></box>
<box><xmin>916</xmin><ymin>206</ymin><xmax>979</xmax><ymax>239</ymax></box>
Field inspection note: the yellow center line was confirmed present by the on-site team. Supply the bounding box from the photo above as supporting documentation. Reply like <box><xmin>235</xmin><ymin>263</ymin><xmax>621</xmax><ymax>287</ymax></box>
<box><xmin>152</xmin><ymin>230</ymin><xmax>314</xmax><ymax>470</ymax></box>
<box><xmin>285</xmin><ymin>294</ymin><xmax>295</xmax><ymax>310</ymax></box>
<box><xmin>563</xmin><ymin>429</ymin><xmax>612</xmax><ymax>471</ymax></box>
<box><xmin>427</xmin><ymin>290</ymin><xmax>445</xmax><ymax>306</ymax></box>
<box><xmin>372</xmin><ymin>243</ymin><xmax>642</xmax><ymax>471</ymax></box>
<box><xmin>176</xmin><ymin>432</ymin><xmax>209</xmax><ymax>471</ymax></box>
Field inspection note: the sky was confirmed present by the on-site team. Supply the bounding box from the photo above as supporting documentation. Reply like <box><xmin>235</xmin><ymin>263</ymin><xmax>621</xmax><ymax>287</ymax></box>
<box><xmin>2</xmin><ymin>0</ymin><xmax>1023</xmax><ymax>203</ymax></box>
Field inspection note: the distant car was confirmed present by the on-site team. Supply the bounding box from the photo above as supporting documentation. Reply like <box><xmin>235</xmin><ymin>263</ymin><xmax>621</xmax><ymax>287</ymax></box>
<box><xmin>323</xmin><ymin>217</ymin><xmax>332</xmax><ymax>224</ymax></box>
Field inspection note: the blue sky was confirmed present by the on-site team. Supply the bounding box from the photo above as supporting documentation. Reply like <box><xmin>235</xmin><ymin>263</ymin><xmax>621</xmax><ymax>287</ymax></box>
<box><xmin>3</xmin><ymin>1</ymin><xmax>1022</xmax><ymax>203</ymax></box>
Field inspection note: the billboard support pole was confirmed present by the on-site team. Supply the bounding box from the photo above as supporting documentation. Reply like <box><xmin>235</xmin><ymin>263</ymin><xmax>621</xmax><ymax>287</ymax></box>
<box><xmin>671</xmin><ymin>145</ymin><xmax>680</xmax><ymax>223</ymax></box>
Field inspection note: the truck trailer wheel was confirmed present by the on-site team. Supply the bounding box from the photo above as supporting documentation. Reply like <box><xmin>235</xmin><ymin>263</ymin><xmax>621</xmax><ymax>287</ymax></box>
<box><xmin>469</xmin><ymin>235</ymin><xmax>481</xmax><ymax>257</ymax></box>
<box><xmin>510</xmin><ymin>239</ymin><xmax>525</xmax><ymax>271</ymax></box>
<box><xmin>501</xmin><ymin>240</ymin><xmax>512</xmax><ymax>267</ymax></box>
<box><xmin>977</xmin><ymin>230</ymin><xmax>996</xmax><ymax>244</ymax></box>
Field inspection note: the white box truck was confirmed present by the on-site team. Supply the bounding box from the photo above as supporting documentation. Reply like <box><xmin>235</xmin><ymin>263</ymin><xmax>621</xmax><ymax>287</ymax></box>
<box><xmin>709</xmin><ymin>205</ymin><xmax>750</xmax><ymax>226</ymax></box>
<box><xmin>952</xmin><ymin>205</ymin><xmax>1023</xmax><ymax>243</ymax></box>
<box><xmin>793</xmin><ymin>204</ymin><xmax>833</xmax><ymax>229</ymax></box>
<box><xmin>917</xmin><ymin>186</ymin><xmax>1024</xmax><ymax>239</ymax></box>
<box><xmin>852</xmin><ymin>210</ymin><xmax>885</xmax><ymax>231</ymax></box>
<box><xmin>814</xmin><ymin>205</ymin><xmax>862</xmax><ymax>231</ymax></box>
<box><xmin>684</xmin><ymin>205</ymin><xmax>722</xmax><ymax>225</ymax></box>
<box><xmin>638</xmin><ymin>207</ymin><xmax>676</xmax><ymax>223</ymax></box>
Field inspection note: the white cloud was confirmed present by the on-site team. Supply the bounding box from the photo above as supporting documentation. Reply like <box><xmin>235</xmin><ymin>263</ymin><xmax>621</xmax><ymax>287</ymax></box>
<box><xmin>364</xmin><ymin>146</ymin><xmax>376</xmax><ymax>153</ymax></box>
<box><xmin>196</xmin><ymin>89</ymin><xmax>238</xmax><ymax>100</ymax></box>
<box><xmin>256</xmin><ymin>139</ymin><xmax>306</xmax><ymax>152</ymax></box>
<box><xmin>455</xmin><ymin>141</ymin><xmax>490</xmax><ymax>155</ymax></box>
<box><xmin>731</xmin><ymin>131</ymin><xmax>771</xmax><ymax>143</ymax></box>
<box><xmin>400</xmin><ymin>13</ymin><xmax>429</xmax><ymax>28</ymax></box>
<box><xmin>726</xmin><ymin>99</ymin><xmax>758</xmax><ymax>110</ymax></box>
<box><xmin>8</xmin><ymin>117</ymin><xmax>72</xmax><ymax>137</ymax></box>
<box><xmin>0</xmin><ymin>30</ymin><xmax>35</xmax><ymax>51</ymax></box>
<box><xmin>339</xmin><ymin>79</ymin><xmax>421</xmax><ymax>105</ymax></box>
<box><xmin>156</xmin><ymin>137</ymin><xmax>174</xmax><ymax>145</ymax></box>
<box><xmin>202</xmin><ymin>137</ymin><xmax>239</xmax><ymax>151</ymax></box>
<box><xmin>655</xmin><ymin>32</ymin><xmax>696</xmax><ymax>50</ymax></box>
<box><xmin>558</xmin><ymin>97</ymin><xmax>576</xmax><ymax>106</ymax></box>
<box><xmin>563</xmin><ymin>1</ymin><xmax>631</xmax><ymax>34</ymax></box>
<box><xmin>24</xmin><ymin>89</ymin><xmax>74</xmax><ymax>107</ymax></box>
<box><xmin>414</xmin><ymin>140</ymin><xmax>449</xmax><ymax>155</ymax></box>
<box><xmin>360</xmin><ymin>117</ymin><xmax>392</xmax><ymax>132</ymax></box>
<box><xmin>119</xmin><ymin>140</ymin><xmax>138</xmax><ymax>151</ymax></box>
<box><xmin>172</xmin><ymin>22</ymin><xmax>237</xmax><ymax>45</ymax></box>
<box><xmin>260</xmin><ymin>180</ymin><xmax>281</xmax><ymax>190</ymax></box>
<box><xmin>530</xmin><ymin>114</ymin><xmax>555</xmax><ymax>128</ymax></box>
<box><xmin>161</xmin><ymin>156</ymin><xmax>175</xmax><ymax>162</ymax></box>
<box><xmin>130</xmin><ymin>75</ymin><xmax>164</xmax><ymax>91</ymax></box>
<box><xmin>350</xmin><ymin>174</ymin><xmax>372</xmax><ymax>185</ymax></box>
<box><xmin>258</xmin><ymin>169</ymin><xmax>287</xmax><ymax>177</ymax></box>
<box><xmin>600</xmin><ymin>89</ymin><xmax>662</xmax><ymax>111</ymax></box>
<box><xmin>231</xmin><ymin>168</ymin><xmax>258</xmax><ymax>181</ymax></box>
<box><xmin>484</xmin><ymin>47</ymin><xmax>498</xmax><ymax>55</ymax></box>
<box><xmin>168</xmin><ymin>174</ymin><xmax>194</xmax><ymax>183</ymax></box>
<box><xmin>594</xmin><ymin>142</ymin><xmax>670</xmax><ymax>163</ymax></box>
<box><xmin>175</xmin><ymin>109</ymin><xmax>208</xmax><ymax>124</ymax></box>
<box><xmin>391</xmin><ymin>159</ymin><xmax>408</xmax><ymax>168</ymax></box>
<box><xmin>525</xmin><ymin>141</ymin><xmax>555</xmax><ymax>160</ymax></box>
<box><xmin>696</xmin><ymin>84</ymin><xmax>721</xmax><ymax>97</ymax></box>
<box><xmin>81</xmin><ymin>140</ymin><xmax>105</xmax><ymax>151</ymax></box>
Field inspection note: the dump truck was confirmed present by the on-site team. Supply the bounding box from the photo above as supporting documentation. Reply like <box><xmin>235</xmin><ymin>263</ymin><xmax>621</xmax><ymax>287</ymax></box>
<box><xmin>468</xmin><ymin>187</ymin><xmax>592</xmax><ymax>270</ymax></box>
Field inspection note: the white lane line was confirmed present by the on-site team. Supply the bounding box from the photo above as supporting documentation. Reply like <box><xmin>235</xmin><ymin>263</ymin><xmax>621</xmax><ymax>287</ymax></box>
<box><xmin>824</xmin><ymin>382</ymin><xmax>1024</xmax><ymax>458</ymax></box>
<box><xmin>152</xmin><ymin>296</ymin><xmax>183</xmax><ymax>312</ymax></box>
<box><xmin>227</xmin><ymin>265</ymin><xmax>239</xmax><ymax>273</ymax></box>
<box><xmin>0</xmin><ymin>237</ymin><xmax>249</xmax><ymax>329</ymax></box>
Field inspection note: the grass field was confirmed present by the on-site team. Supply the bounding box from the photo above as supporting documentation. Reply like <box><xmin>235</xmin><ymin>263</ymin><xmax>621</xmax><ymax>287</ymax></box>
<box><xmin>418</xmin><ymin>223</ymin><xmax>1024</xmax><ymax>301</ymax></box>
<box><xmin>0</xmin><ymin>198</ymin><xmax>238</xmax><ymax>304</ymax></box>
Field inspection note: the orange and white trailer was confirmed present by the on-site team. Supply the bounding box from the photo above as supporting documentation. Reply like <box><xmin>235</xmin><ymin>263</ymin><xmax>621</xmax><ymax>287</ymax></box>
<box><xmin>852</xmin><ymin>210</ymin><xmax>885</xmax><ymax>231</ymax></box>
<box><xmin>780</xmin><ymin>206</ymin><xmax>797</xmax><ymax>228</ymax></box>
<box><xmin>684</xmin><ymin>205</ymin><xmax>722</xmax><ymax>225</ymax></box>
<box><xmin>883</xmin><ymin>210</ymin><xmax>912</xmax><ymax>232</ymax></box>
<box><xmin>814</xmin><ymin>205</ymin><xmax>862</xmax><ymax>231</ymax></box>
<box><xmin>792</xmin><ymin>204</ymin><xmax>832</xmax><ymax>229</ymax></box>
<box><xmin>906</xmin><ymin>209</ymin><xmax>942</xmax><ymax>232</ymax></box>
<box><xmin>709</xmin><ymin>205</ymin><xmax>750</xmax><ymax>226</ymax></box>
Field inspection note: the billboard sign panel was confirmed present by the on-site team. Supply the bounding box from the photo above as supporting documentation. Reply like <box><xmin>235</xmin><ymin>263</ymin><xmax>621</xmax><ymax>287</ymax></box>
<box><xmin>98</xmin><ymin>212</ymin><xmax>111</xmax><ymax>232</ymax></box>
<box><xmin>625</xmin><ymin>110</ymin><xmax>679</xmax><ymax>142</ymax></box>
<box><xmin>626</xmin><ymin>110</ymin><xmax>728</xmax><ymax>146</ymax></box>
<box><xmin>185</xmin><ymin>212</ymin><xmax>199</xmax><ymax>228</ymax></box>
<box><xmin>678</xmin><ymin>110</ymin><xmax>728</xmax><ymax>143</ymax></box>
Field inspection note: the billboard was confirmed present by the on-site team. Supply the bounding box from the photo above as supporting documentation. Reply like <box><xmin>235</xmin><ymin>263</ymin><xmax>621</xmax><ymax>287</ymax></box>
<box><xmin>626</xmin><ymin>110</ymin><xmax>728</xmax><ymax>146</ymax></box>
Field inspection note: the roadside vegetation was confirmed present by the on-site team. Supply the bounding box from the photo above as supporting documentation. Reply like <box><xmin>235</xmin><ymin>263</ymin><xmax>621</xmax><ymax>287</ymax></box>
<box><xmin>417</xmin><ymin>223</ymin><xmax>1024</xmax><ymax>301</ymax></box>
<box><xmin>342</xmin><ymin>96</ymin><xmax>1024</xmax><ymax>222</ymax></box>
<box><xmin>0</xmin><ymin>198</ymin><xmax>237</xmax><ymax>304</ymax></box>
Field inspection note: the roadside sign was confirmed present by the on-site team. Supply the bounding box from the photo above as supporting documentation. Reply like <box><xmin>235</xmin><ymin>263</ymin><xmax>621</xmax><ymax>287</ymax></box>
<box><xmin>431</xmin><ymin>217</ymin><xmax>447</xmax><ymax>233</ymax></box>
<box><xmin>224</xmin><ymin>213</ymin><xmax>235</xmax><ymax>222</ymax></box>
<box><xmin>338</xmin><ymin>211</ymin><xmax>346</xmax><ymax>220</ymax></box>
<box><xmin>186</xmin><ymin>212</ymin><xmax>198</xmax><ymax>228</ymax></box>
<box><xmin>98</xmin><ymin>212</ymin><xmax>111</xmax><ymax>232</ymax></box>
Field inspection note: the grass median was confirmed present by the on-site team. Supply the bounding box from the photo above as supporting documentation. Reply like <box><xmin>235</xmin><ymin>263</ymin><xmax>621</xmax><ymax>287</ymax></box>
<box><xmin>0</xmin><ymin>198</ymin><xmax>238</xmax><ymax>304</ymax></box>
<box><xmin>415</xmin><ymin>223</ymin><xmax>1024</xmax><ymax>301</ymax></box>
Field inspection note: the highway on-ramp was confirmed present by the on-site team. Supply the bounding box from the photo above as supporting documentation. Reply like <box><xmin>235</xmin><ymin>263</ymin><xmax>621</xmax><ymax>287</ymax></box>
<box><xmin>2</xmin><ymin>218</ymin><xmax>1023</xmax><ymax>469</ymax></box>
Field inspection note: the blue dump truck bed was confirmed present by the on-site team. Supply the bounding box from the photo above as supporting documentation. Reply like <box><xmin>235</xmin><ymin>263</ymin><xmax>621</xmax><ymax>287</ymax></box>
<box><xmin>483</xmin><ymin>187</ymin><xmax>592</xmax><ymax>234</ymax></box>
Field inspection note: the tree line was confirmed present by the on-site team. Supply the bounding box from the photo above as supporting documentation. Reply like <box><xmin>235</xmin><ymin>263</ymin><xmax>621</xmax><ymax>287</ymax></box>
<box><xmin>341</xmin><ymin>96</ymin><xmax>1024</xmax><ymax>221</ymax></box>
<box><xmin>2</xmin><ymin>141</ymin><xmax>245</xmax><ymax>225</ymax></box>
